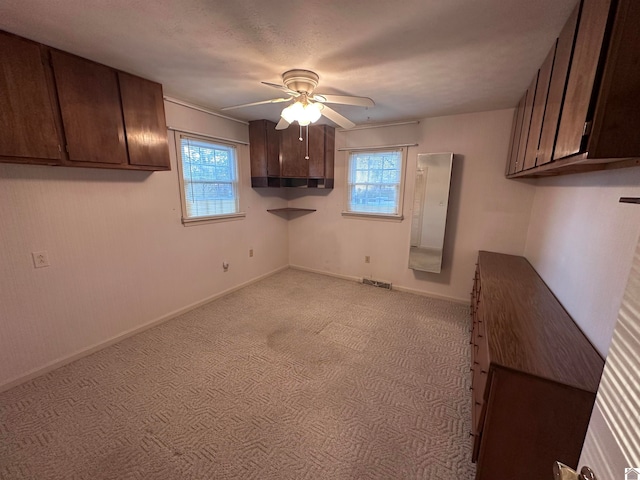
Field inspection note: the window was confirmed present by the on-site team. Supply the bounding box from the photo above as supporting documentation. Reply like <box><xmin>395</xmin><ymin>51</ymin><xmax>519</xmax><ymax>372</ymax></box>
<box><xmin>176</xmin><ymin>133</ymin><xmax>244</xmax><ymax>223</ymax></box>
<box><xmin>344</xmin><ymin>149</ymin><xmax>406</xmax><ymax>218</ymax></box>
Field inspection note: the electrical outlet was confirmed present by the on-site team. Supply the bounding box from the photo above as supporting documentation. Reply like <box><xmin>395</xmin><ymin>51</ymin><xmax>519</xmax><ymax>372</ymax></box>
<box><xmin>32</xmin><ymin>251</ymin><xmax>50</xmax><ymax>268</ymax></box>
<box><xmin>249</xmin><ymin>249</ymin><xmax>254</xmax><ymax>258</ymax></box>
<box><xmin>365</xmin><ymin>256</ymin><xmax>371</xmax><ymax>263</ymax></box>
<box><xmin>222</xmin><ymin>261</ymin><xmax>229</xmax><ymax>272</ymax></box>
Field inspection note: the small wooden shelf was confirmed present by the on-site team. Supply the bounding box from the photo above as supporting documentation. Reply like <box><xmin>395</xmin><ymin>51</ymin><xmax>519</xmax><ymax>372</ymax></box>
<box><xmin>267</xmin><ymin>208</ymin><xmax>316</xmax><ymax>213</ymax></box>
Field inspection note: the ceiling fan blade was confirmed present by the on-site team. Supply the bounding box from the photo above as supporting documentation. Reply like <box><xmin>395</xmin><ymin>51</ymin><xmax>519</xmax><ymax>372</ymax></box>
<box><xmin>312</xmin><ymin>94</ymin><xmax>375</xmax><ymax>108</ymax></box>
<box><xmin>221</xmin><ymin>97</ymin><xmax>291</xmax><ymax>111</ymax></box>
<box><xmin>275</xmin><ymin>117</ymin><xmax>290</xmax><ymax>130</ymax></box>
<box><xmin>261</xmin><ymin>81</ymin><xmax>299</xmax><ymax>96</ymax></box>
<box><xmin>319</xmin><ymin>104</ymin><xmax>356</xmax><ymax>129</ymax></box>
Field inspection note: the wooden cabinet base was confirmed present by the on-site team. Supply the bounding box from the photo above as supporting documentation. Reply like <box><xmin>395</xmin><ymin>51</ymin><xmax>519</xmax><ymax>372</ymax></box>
<box><xmin>470</xmin><ymin>252</ymin><xmax>603</xmax><ymax>480</ymax></box>
<box><xmin>477</xmin><ymin>368</ymin><xmax>594</xmax><ymax>480</ymax></box>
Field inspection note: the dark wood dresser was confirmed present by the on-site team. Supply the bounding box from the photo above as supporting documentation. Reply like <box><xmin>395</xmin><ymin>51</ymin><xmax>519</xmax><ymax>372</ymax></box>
<box><xmin>470</xmin><ymin>251</ymin><xmax>604</xmax><ymax>480</ymax></box>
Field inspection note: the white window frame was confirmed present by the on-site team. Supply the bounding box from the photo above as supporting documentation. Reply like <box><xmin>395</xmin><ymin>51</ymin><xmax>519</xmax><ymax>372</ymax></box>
<box><xmin>342</xmin><ymin>147</ymin><xmax>407</xmax><ymax>221</ymax></box>
<box><xmin>175</xmin><ymin>132</ymin><xmax>245</xmax><ymax>225</ymax></box>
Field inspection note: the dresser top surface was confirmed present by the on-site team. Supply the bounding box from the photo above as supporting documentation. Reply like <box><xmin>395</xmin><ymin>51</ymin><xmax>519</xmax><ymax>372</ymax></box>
<box><xmin>478</xmin><ymin>251</ymin><xmax>604</xmax><ymax>392</ymax></box>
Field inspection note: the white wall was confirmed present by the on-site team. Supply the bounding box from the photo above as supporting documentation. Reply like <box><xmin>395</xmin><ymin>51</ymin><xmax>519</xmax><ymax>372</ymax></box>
<box><xmin>287</xmin><ymin>109</ymin><xmax>537</xmax><ymax>302</ymax></box>
<box><xmin>524</xmin><ymin>167</ymin><xmax>640</xmax><ymax>356</ymax></box>
<box><xmin>0</xmin><ymin>101</ymin><xmax>289</xmax><ymax>389</ymax></box>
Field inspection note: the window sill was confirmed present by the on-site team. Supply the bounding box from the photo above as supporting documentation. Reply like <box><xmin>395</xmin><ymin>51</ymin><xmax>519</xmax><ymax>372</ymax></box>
<box><xmin>341</xmin><ymin>211</ymin><xmax>404</xmax><ymax>222</ymax></box>
<box><xmin>182</xmin><ymin>212</ymin><xmax>246</xmax><ymax>226</ymax></box>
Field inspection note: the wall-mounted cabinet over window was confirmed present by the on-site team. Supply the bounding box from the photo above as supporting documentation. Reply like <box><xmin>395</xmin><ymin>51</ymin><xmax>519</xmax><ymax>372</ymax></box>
<box><xmin>248</xmin><ymin>119</ymin><xmax>335</xmax><ymax>188</ymax></box>
<box><xmin>506</xmin><ymin>0</ymin><xmax>640</xmax><ymax>178</ymax></box>
<box><xmin>0</xmin><ymin>30</ymin><xmax>170</xmax><ymax>171</ymax></box>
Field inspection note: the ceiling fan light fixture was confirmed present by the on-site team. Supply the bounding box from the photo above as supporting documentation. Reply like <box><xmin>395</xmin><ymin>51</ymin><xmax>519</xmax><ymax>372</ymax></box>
<box><xmin>281</xmin><ymin>101</ymin><xmax>321</xmax><ymax>126</ymax></box>
<box><xmin>225</xmin><ymin>69</ymin><xmax>374</xmax><ymax>130</ymax></box>
<box><xmin>304</xmin><ymin>102</ymin><xmax>322</xmax><ymax>123</ymax></box>
<box><xmin>281</xmin><ymin>102</ymin><xmax>303</xmax><ymax>123</ymax></box>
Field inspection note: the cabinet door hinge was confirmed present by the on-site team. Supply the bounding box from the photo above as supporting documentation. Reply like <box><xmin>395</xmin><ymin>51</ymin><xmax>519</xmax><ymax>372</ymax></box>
<box><xmin>583</xmin><ymin>121</ymin><xmax>593</xmax><ymax>137</ymax></box>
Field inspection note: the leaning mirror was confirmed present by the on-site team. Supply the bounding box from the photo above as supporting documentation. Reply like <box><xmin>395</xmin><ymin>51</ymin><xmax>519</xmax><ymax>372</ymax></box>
<box><xmin>409</xmin><ymin>152</ymin><xmax>454</xmax><ymax>273</ymax></box>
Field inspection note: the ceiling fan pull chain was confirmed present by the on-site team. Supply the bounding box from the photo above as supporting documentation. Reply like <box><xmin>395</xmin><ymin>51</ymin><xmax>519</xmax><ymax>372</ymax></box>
<box><xmin>305</xmin><ymin>125</ymin><xmax>310</xmax><ymax>160</ymax></box>
<box><xmin>299</xmin><ymin>125</ymin><xmax>303</xmax><ymax>142</ymax></box>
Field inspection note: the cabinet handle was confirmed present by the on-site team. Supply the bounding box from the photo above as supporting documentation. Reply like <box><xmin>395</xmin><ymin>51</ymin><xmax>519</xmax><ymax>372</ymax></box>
<box><xmin>553</xmin><ymin>462</ymin><xmax>598</xmax><ymax>480</ymax></box>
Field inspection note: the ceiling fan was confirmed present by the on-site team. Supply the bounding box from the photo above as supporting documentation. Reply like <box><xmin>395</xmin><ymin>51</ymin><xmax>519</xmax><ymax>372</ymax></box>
<box><xmin>221</xmin><ymin>69</ymin><xmax>375</xmax><ymax>130</ymax></box>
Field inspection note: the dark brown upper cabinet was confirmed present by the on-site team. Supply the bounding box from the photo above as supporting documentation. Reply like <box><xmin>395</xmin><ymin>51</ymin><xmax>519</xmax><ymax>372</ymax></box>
<box><xmin>280</xmin><ymin>125</ymin><xmax>309</xmax><ymax>178</ymax></box>
<box><xmin>51</xmin><ymin>50</ymin><xmax>129</xmax><ymax>166</ymax></box>
<box><xmin>0</xmin><ymin>31</ymin><xmax>63</xmax><ymax>165</ymax></box>
<box><xmin>118</xmin><ymin>72</ymin><xmax>170</xmax><ymax>168</ymax></box>
<box><xmin>588</xmin><ymin>0</ymin><xmax>640</xmax><ymax>159</ymax></box>
<box><xmin>506</xmin><ymin>96</ymin><xmax>526</xmax><ymax>176</ymax></box>
<box><xmin>536</xmin><ymin>6</ymin><xmax>580</xmax><ymax>167</ymax></box>
<box><xmin>506</xmin><ymin>0</ymin><xmax>640</xmax><ymax>178</ymax></box>
<box><xmin>308</xmin><ymin>125</ymin><xmax>335</xmax><ymax>185</ymax></box>
<box><xmin>523</xmin><ymin>45</ymin><xmax>556</xmax><ymax>171</ymax></box>
<box><xmin>553</xmin><ymin>0</ymin><xmax>612</xmax><ymax>161</ymax></box>
<box><xmin>0</xmin><ymin>30</ymin><xmax>170</xmax><ymax>172</ymax></box>
<box><xmin>249</xmin><ymin>120</ymin><xmax>335</xmax><ymax>189</ymax></box>
<box><xmin>249</xmin><ymin>119</ymin><xmax>280</xmax><ymax>187</ymax></box>
<box><xmin>514</xmin><ymin>74</ymin><xmax>538</xmax><ymax>173</ymax></box>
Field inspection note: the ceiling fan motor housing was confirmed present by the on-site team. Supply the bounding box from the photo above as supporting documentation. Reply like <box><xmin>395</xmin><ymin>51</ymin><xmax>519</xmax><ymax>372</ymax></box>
<box><xmin>282</xmin><ymin>69</ymin><xmax>319</xmax><ymax>95</ymax></box>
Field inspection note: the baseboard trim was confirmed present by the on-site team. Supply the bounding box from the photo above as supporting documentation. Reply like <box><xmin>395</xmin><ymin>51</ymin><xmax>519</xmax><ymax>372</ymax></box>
<box><xmin>0</xmin><ymin>265</ymin><xmax>288</xmax><ymax>393</ymax></box>
<box><xmin>289</xmin><ymin>264</ymin><xmax>468</xmax><ymax>305</ymax></box>
<box><xmin>289</xmin><ymin>264</ymin><xmax>362</xmax><ymax>283</ymax></box>
<box><xmin>392</xmin><ymin>285</ymin><xmax>468</xmax><ymax>305</ymax></box>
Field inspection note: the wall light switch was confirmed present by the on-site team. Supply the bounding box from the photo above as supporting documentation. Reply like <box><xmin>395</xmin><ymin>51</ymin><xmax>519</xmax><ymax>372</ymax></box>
<box><xmin>32</xmin><ymin>251</ymin><xmax>50</xmax><ymax>268</ymax></box>
<box><xmin>249</xmin><ymin>249</ymin><xmax>254</xmax><ymax>257</ymax></box>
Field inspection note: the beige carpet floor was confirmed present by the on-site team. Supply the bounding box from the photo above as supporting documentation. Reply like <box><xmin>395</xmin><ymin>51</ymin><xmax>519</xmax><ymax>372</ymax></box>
<box><xmin>0</xmin><ymin>269</ymin><xmax>475</xmax><ymax>479</ymax></box>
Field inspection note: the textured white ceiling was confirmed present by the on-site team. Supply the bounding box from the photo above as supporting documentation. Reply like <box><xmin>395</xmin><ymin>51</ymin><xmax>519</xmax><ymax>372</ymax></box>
<box><xmin>1</xmin><ymin>0</ymin><xmax>577</xmax><ymax>126</ymax></box>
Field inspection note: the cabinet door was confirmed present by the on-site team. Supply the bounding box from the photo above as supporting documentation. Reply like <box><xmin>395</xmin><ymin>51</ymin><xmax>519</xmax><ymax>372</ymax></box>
<box><xmin>307</xmin><ymin>125</ymin><xmax>326</xmax><ymax>178</ymax></box>
<box><xmin>554</xmin><ymin>0</ymin><xmax>612</xmax><ymax>160</ymax></box>
<box><xmin>523</xmin><ymin>45</ymin><xmax>556</xmax><ymax>170</ymax></box>
<box><xmin>51</xmin><ymin>50</ymin><xmax>128</xmax><ymax>165</ymax></box>
<box><xmin>249</xmin><ymin>119</ymin><xmax>279</xmax><ymax>185</ymax></box>
<box><xmin>537</xmin><ymin>5</ymin><xmax>579</xmax><ymax>166</ymax></box>
<box><xmin>514</xmin><ymin>74</ymin><xmax>538</xmax><ymax>173</ymax></box>
<box><xmin>505</xmin><ymin>109</ymin><xmax>520</xmax><ymax>175</ymax></box>
<box><xmin>249</xmin><ymin>119</ymin><xmax>268</xmax><ymax>181</ymax></box>
<box><xmin>266</xmin><ymin>123</ymin><xmax>280</xmax><ymax>176</ymax></box>
<box><xmin>588</xmin><ymin>0</ymin><xmax>640</xmax><ymax>159</ymax></box>
<box><xmin>508</xmin><ymin>95</ymin><xmax>527</xmax><ymax>175</ymax></box>
<box><xmin>280</xmin><ymin>125</ymin><xmax>308</xmax><ymax>178</ymax></box>
<box><xmin>118</xmin><ymin>72</ymin><xmax>170</xmax><ymax>169</ymax></box>
<box><xmin>0</xmin><ymin>32</ymin><xmax>61</xmax><ymax>163</ymax></box>
<box><xmin>323</xmin><ymin>126</ymin><xmax>335</xmax><ymax>188</ymax></box>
